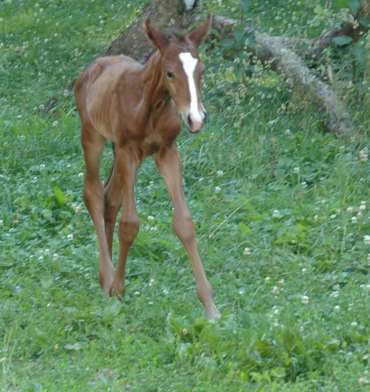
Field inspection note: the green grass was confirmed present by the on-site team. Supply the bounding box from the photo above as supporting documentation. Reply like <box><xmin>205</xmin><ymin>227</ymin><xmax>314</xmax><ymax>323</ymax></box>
<box><xmin>1</xmin><ymin>0</ymin><xmax>370</xmax><ymax>390</ymax></box>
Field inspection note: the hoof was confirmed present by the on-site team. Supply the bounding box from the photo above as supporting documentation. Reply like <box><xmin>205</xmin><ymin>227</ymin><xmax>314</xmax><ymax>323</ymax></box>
<box><xmin>108</xmin><ymin>280</ymin><xmax>125</xmax><ymax>297</ymax></box>
<box><xmin>206</xmin><ymin>305</ymin><xmax>221</xmax><ymax>322</ymax></box>
<box><xmin>99</xmin><ymin>269</ymin><xmax>114</xmax><ymax>296</ymax></box>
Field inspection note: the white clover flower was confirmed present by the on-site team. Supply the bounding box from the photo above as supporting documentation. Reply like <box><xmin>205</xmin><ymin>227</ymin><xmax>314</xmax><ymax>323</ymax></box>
<box><xmin>334</xmin><ymin>305</ymin><xmax>340</xmax><ymax>311</ymax></box>
<box><xmin>351</xmin><ymin>216</ymin><xmax>358</xmax><ymax>224</ymax></box>
<box><xmin>272</xmin><ymin>209</ymin><xmax>282</xmax><ymax>218</ymax></box>
<box><xmin>216</xmin><ymin>170</ymin><xmax>224</xmax><ymax>177</ymax></box>
<box><xmin>293</xmin><ymin>167</ymin><xmax>300</xmax><ymax>174</ymax></box>
<box><xmin>358</xmin><ymin>376</ymin><xmax>370</xmax><ymax>385</ymax></box>
<box><xmin>350</xmin><ymin>321</ymin><xmax>358</xmax><ymax>327</ymax></box>
<box><xmin>364</xmin><ymin>235</ymin><xmax>370</xmax><ymax>245</ymax></box>
<box><xmin>359</xmin><ymin>147</ymin><xmax>368</xmax><ymax>162</ymax></box>
<box><xmin>147</xmin><ymin>215</ymin><xmax>154</xmax><ymax>221</ymax></box>
<box><xmin>238</xmin><ymin>287</ymin><xmax>246</xmax><ymax>295</ymax></box>
<box><xmin>272</xmin><ymin>286</ymin><xmax>279</xmax><ymax>295</ymax></box>
<box><xmin>67</xmin><ymin>233</ymin><xmax>73</xmax><ymax>241</ymax></box>
<box><xmin>72</xmin><ymin>203</ymin><xmax>82</xmax><ymax>213</ymax></box>
<box><xmin>301</xmin><ymin>295</ymin><xmax>309</xmax><ymax>304</ymax></box>
<box><xmin>346</xmin><ymin>206</ymin><xmax>354</xmax><ymax>213</ymax></box>
<box><xmin>272</xmin><ymin>306</ymin><xmax>279</xmax><ymax>315</ymax></box>
<box><xmin>243</xmin><ymin>247</ymin><xmax>251</xmax><ymax>256</ymax></box>
<box><xmin>214</xmin><ymin>186</ymin><xmax>221</xmax><ymax>193</ymax></box>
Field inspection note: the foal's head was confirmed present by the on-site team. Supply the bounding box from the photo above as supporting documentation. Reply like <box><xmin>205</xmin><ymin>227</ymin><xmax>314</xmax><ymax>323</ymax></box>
<box><xmin>145</xmin><ymin>17</ymin><xmax>212</xmax><ymax>133</ymax></box>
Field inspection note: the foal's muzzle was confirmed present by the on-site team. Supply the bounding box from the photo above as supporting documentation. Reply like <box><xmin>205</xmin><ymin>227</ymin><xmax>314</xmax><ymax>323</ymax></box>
<box><xmin>184</xmin><ymin>110</ymin><xmax>208</xmax><ymax>134</ymax></box>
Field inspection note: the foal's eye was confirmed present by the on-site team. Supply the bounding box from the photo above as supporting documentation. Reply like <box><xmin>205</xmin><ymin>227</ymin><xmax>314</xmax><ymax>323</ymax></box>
<box><xmin>166</xmin><ymin>71</ymin><xmax>175</xmax><ymax>79</ymax></box>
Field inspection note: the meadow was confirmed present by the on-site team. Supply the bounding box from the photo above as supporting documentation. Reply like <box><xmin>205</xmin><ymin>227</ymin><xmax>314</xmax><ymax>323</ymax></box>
<box><xmin>0</xmin><ymin>0</ymin><xmax>369</xmax><ymax>390</ymax></box>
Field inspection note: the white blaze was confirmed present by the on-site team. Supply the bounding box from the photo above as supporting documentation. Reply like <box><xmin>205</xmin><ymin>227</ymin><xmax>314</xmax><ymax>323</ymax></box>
<box><xmin>179</xmin><ymin>52</ymin><xmax>203</xmax><ymax>123</ymax></box>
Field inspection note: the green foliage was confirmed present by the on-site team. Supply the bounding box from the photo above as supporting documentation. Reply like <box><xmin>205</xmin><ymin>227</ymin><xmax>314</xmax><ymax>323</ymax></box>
<box><xmin>332</xmin><ymin>0</ymin><xmax>361</xmax><ymax>12</ymax></box>
<box><xmin>333</xmin><ymin>35</ymin><xmax>354</xmax><ymax>46</ymax></box>
<box><xmin>0</xmin><ymin>0</ymin><xmax>369</xmax><ymax>391</ymax></box>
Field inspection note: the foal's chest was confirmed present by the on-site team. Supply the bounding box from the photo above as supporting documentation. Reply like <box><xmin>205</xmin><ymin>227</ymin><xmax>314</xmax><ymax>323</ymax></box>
<box><xmin>140</xmin><ymin>116</ymin><xmax>181</xmax><ymax>156</ymax></box>
<box><xmin>142</xmin><ymin>131</ymin><xmax>163</xmax><ymax>155</ymax></box>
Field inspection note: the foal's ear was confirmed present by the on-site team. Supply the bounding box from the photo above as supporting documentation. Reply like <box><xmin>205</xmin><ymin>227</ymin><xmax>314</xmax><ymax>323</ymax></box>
<box><xmin>144</xmin><ymin>18</ymin><xmax>169</xmax><ymax>51</ymax></box>
<box><xmin>188</xmin><ymin>15</ymin><xmax>212</xmax><ymax>47</ymax></box>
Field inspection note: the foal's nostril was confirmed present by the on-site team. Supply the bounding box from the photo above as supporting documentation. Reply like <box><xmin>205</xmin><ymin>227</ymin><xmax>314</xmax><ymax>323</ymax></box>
<box><xmin>187</xmin><ymin>114</ymin><xmax>193</xmax><ymax>128</ymax></box>
<box><xmin>203</xmin><ymin>111</ymin><xmax>208</xmax><ymax>123</ymax></box>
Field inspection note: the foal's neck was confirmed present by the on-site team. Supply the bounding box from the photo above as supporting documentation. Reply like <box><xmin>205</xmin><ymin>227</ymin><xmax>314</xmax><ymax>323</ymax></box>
<box><xmin>142</xmin><ymin>51</ymin><xmax>170</xmax><ymax>114</ymax></box>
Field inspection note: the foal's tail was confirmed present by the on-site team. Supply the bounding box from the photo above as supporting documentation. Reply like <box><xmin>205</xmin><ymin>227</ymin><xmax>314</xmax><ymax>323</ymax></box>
<box><xmin>104</xmin><ymin>142</ymin><xmax>116</xmax><ymax>188</ymax></box>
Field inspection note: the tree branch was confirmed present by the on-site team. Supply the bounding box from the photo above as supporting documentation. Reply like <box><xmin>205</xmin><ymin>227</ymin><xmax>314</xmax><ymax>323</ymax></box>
<box><xmin>308</xmin><ymin>1</ymin><xmax>369</xmax><ymax>59</ymax></box>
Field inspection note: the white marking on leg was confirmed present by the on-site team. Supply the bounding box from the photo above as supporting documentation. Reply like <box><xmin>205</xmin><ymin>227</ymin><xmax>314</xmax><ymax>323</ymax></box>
<box><xmin>179</xmin><ymin>52</ymin><xmax>203</xmax><ymax>123</ymax></box>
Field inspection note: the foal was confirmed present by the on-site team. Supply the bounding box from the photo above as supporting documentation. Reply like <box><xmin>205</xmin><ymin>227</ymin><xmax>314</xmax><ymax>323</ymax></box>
<box><xmin>74</xmin><ymin>17</ymin><xmax>220</xmax><ymax>320</ymax></box>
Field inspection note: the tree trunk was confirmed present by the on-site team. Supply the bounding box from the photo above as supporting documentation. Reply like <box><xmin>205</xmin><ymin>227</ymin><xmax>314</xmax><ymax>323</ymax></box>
<box><xmin>104</xmin><ymin>0</ymin><xmax>199</xmax><ymax>62</ymax></box>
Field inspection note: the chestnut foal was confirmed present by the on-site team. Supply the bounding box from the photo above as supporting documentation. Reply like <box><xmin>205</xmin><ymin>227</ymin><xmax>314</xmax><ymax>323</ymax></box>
<box><xmin>74</xmin><ymin>17</ymin><xmax>220</xmax><ymax>320</ymax></box>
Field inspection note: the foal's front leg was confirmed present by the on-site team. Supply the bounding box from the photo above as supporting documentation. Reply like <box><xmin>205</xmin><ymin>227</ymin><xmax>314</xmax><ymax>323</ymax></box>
<box><xmin>109</xmin><ymin>146</ymin><xmax>141</xmax><ymax>296</ymax></box>
<box><xmin>155</xmin><ymin>145</ymin><xmax>220</xmax><ymax>320</ymax></box>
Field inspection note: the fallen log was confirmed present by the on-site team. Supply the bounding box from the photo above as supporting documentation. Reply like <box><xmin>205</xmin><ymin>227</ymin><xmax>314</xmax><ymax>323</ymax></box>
<box><xmin>212</xmin><ymin>16</ymin><xmax>354</xmax><ymax>136</ymax></box>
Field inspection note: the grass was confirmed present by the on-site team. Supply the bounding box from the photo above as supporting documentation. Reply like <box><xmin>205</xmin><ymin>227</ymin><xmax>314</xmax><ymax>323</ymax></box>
<box><xmin>1</xmin><ymin>0</ymin><xmax>369</xmax><ymax>390</ymax></box>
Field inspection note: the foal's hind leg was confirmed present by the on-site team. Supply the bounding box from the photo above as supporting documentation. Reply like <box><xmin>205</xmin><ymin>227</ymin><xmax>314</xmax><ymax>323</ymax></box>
<box><xmin>104</xmin><ymin>161</ymin><xmax>122</xmax><ymax>258</ymax></box>
<box><xmin>81</xmin><ymin>127</ymin><xmax>114</xmax><ymax>293</ymax></box>
<box><xmin>109</xmin><ymin>146</ymin><xmax>141</xmax><ymax>296</ymax></box>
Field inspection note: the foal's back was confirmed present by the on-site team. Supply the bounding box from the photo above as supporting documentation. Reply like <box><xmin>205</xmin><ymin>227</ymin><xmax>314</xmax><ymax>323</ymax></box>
<box><xmin>75</xmin><ymin>55</ymin><xmax>142</xmax><ymax>141</ymax></box>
